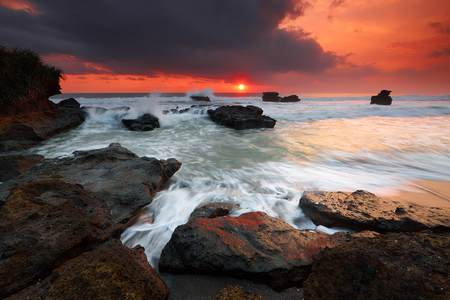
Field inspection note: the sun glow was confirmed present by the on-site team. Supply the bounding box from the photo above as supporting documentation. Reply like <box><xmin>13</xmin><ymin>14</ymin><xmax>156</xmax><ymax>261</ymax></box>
<box><xmin>238</xmin><ymin>84</ymin><xmax>245</xmax><ymax>90</ymax></box>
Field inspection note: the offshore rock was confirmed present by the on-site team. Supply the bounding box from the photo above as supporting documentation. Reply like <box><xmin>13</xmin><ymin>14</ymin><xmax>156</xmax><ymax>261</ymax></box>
<box><xmin>207</xmin><ymin>105</ymin><xmax>276</xmax><ymax>130</ymax></box>
<box><xmin>0</xmin><ymin>154</ymin><xmax>44</xmax><ymax>182</ymax></box>
<box><xmin>370</xmin><ymin>89</ymin><xmax>393</xmax><ymax>105</ymax></box>
<box><xmin>262</xmin><ymin>92</ymin><xmax>300</xmax><ymax>102</ymax></box>
<box><xmin>0</xmin><ymin>180</ymin><xmax>119</xmax><ymax>298</ymax></box>
<box><xmin>122</xmin><ymin>113</ymin><xmax>160</xmax><ymax>131</ymax></box>
<box><xmin>303</xmin><ymin>231</ymin><xmax>450</xmax><ymax>300</ymax></box>
<box><xmin>280</xmin><ymin>95</ymin><xmax>300</xmax><ymax>102</ymax></box>
<box><xmin>299</xmin><ymin>190</ymin><xmax>450</xmax><ymax>233</ymax></box>
<box><xmin>57</xmin><ymin>97</ymin><xmax>81</xmax><ymax>108</ymax></box>
<box><xmin>9</xmin><ymin>239</ymin><xmax>170</xmax><ymax>300</ymax></box>
<box><xmin>159</xmin><ymin>211</ymin><xmax>356</xmax><ymax>291</ymax></box>
<box><xmin>190</xmin><ymin>95</ymin><xmax>211</xmax><ymax>102</ymax></box>
<box><xmin>163</xmin><ymin>104</ymin><xmax>219</xmax><ymax>115</ymax></box>
<box><xmin>0</xmin><ymin>143</ymin><xmax>182</xmax><ymax>224</ymax></box>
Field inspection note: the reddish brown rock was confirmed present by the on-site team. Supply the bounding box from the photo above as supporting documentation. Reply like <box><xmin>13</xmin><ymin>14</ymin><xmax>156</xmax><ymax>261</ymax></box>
<box><xmin>188</xmin><ymin>202</ymin><xmax>239</xmax><ymax>221</ymax></box>
<box><xmin>0</xmin><ymin>179</ymin><xmax>119</xmax><ymax>298</ymax></box>
<box><xmin>300</xmin><ymin>190</ymin><xmax>450</xmax><ymax>233</ymax></box>
<box><xmin>159</xmin><ymin>211</ymin><xmax>356</xmax><ymax>291</ymax></box>
<box><xmin>303</xmin><ymin>231</ymin><xmax>450</xmax><ymax>300</ymax></box>
<box><xmin>8</xmin><ymin>239</ymin><xmax>170</xmax><ymax>300</ymax></box>
<box><xmin>214</xmin><ymin>285</ymin><xmax>263</xmax><ymax>300</ymax></box>
<box><xmin>0</xmin><ymin>154</ymin><xmax>44</xmax><ymax>182</ymax></box>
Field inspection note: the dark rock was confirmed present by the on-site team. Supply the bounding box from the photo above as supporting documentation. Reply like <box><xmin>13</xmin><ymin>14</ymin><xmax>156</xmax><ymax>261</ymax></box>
<box><xmin>299</xmin><ymin>190</ymin><xmax>450</xmax><ymax>233</ymax></box>
<box><xmin>262</xmin><ymin>92</ymin><xmax>300</xmax><ymax>102</ymax></box>
<box><xmin>280</xmin><ymin>95</ymin><xmax>300</xmax><ymax>102</ymax></box>
<box><xmin>8</xmin><ymin>239</ymin><xmax>170</xmax><ymax>300</ymax></box>
<box><xmin>122</xmin><ymin>113</ymin><xmax>160</xmax><ymax>131</ymax></box>
<box><xmin>207</xmin><ymin>105</ymin><xmax>276</xmax><ymax>130</ymax></box>
<box><xmin>0</xmin><ymin>143</ymin><xmax>182</xmax><ymax>224</ymax></box>
<box><xmin>188</xmin><ymin>202</ymin><xmax>239</xmax><ymax>221</ymax></box>
<box><xmin>159</xmin><ymin>211</ymin><xmax>356</xmax><ymax>291</ymax></box>
<box><xmin>0</xmin><ymin>180</ymin><xmax>119</xmax><ymax>298</ymax></box>
<box><xmin>370</xmin><ymin>90</ymin><xmax>393</xmax><ymax>105</ymax></box>
<box><xmin>57</xmin><ymin>98</ymin><xmax>80</xmax><ymax>108</ymax></box>
<box><xmin>303</xmin><ymin>231</ymin><xmax>450</xmax><ymax>300</ymax></box>
<box><xmin>190</xmin><ymin>95</ymin><xmax>211</xmax><ymax>102</ymax></box>
<box><xmin>214</xmin><ymin>285</ymin><xmax>263</xmax><ymax>300</ymax></box>
<box><xmin>163</xmin><ymin>104</ymin><xmax>219</xmax><ymax>115</ymax></box>
<box><xmin>0</xmin><ymin>154</ymin><xmax>44</xmax><ymax>182</ymax></box>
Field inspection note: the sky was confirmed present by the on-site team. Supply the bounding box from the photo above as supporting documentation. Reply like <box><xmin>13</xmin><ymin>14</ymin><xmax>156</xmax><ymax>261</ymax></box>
<box><xmin>1</xmin><ymin>0</ymin><xmax>449</xmax><ymax>95</ymax></box>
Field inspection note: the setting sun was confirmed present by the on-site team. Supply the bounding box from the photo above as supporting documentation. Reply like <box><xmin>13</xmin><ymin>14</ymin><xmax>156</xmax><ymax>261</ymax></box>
<box><xmin>238</xmin><ymin>84</ymin><xmax>245</xmax><ymax>90</ymax></box>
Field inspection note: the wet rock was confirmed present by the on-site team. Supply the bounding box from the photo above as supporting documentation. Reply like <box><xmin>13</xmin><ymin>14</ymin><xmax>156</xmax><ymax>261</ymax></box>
<box><xmin>57</xmin><ymin>97</ymin><xmax>80</xmax><ymax>108</ymax></box>
<box><xmin>370</xmin><ymin>89</ymin><xmax>393</xmax><ymax>105</ymax></box>
<box><xmin>262</xmin><ymin>92</ymin><xmax>300</xmax><ymax>102</ymax></box>
<box><xmin>122</xmin><ymin>113</ymin><xmax>160</xmax><ymax>131</ymax></box>
<box><xmin>0</xmin><ymin>143</ymin><xmax>182</xmax><ymax>223</ymax></box>
<box><xmin>214</xmin><ymin>285</ymin><xmax>263</xmax><ymax>300</ymax></box>
<box><xmin>163</xmin><ymin>104</ymin><xmax>219</xmax><ymax>115</ymax></box>
<box><xmin>207</xmin><ymin>105</ymin><xmax>276</xmax><ymax>130</ymax></box>
<box><xmin>0</xmin><ymin>179</ymin><xmax>119</xmax><ymax>298</ymax></box>
<box><xmin>0</xmin><ymin>154</ymin><xmax>44</xmax><ymax>182</ymax></box>
<box><xmin>280</xmin><ymin>95</ymin><xmax>300</xmax><ymax>102</ymax></box>
<box><xmin>159</xmin><ymin>211</ymin><xmax>355</xmax><ymax>291</ymax></box>
<box><xmin>8</xmin><ymin>239</ymin><xmax>170</xmax><ymax>300</ymax></box>
<box><xmin>190</xmin><ymin>95</ymin><xmax>211</xmax><ymax>102</ymax></box>
<box><xmin>188</xmin><ymin>202</ymin><xmax>239</xmax><ymax>221</ymax></box>
<box><xmin>303</xmin><ymin>231</ymin><xmax>450</xmax><ymax>300</ymax></box>
<box><xmin>299</xmin><ymin>190</ymin><xmax>450</xmax><ymax>233</ymax></box>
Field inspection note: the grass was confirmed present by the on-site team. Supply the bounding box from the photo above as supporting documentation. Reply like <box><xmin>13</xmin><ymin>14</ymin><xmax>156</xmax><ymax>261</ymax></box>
<box><xmin>0</xmin><ymin>46</ymin><xmax>64</xmax><ymax>104</ymax></box>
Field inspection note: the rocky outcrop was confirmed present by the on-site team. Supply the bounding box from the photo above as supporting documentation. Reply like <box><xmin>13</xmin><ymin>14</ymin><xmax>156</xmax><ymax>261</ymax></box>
<box><xmin>188</xmin><ymin>202</ymin><xmax>239</xmax><ymax>222</ymax></box>
<box><xmin>299</xmin><ymin>190</ymin><xmax>450</xmax><ymax>233</ymax></box>
<box><xmin>207</xmin><ymin>105</ymin><xmax>276</xmax><ymax>130</ymax></box>
<box><xmin>163</xmin><ymin>104</ymin><xmax>219</xmax><ymax>115</ymax></box>
<box><xmin>0</xmin><ymin>180</ymin><xmax>119</xmax><ymax>298</ymax></box>
<box><xmin>214</xmin><ymin>285</ymin><xmax>263</xmax><ymax>300</ymax></box>
<box><xmin>303</xmin><ymin>231</ymin><xmax>450</xmax><ymax>300</ymax></box>
<box><xmin>159</xmin><ymin>211</ymin><xmax>357</xmax><ymax>291</ymax></box>
<box><xmin>262</xmin><ymin>92</ymin><xmax>300</xmax><ymax>102</ymax></box>
<box><xmin>0</xmin><ymin>143</ymin><xmax>182</xmax><ymax>224</ymax></box>
<box><xmin>0</xmin><ymin>154</ymin><xmax>44</xmax><ymax>182</ymax></box>
<box><xmin>8</xmin><ymin>239</ymin><xmax>170</xmax><ymax>300</ymax></box>
<box><xmin>370</xmin><ymin>90</ymin><xmax>393</xmax><ymax>105</ymax></box>
<box><xmin>122</xmin><ymin>113</ymin><xmax>160</xmax><ymax>131</ymax></box>
<box><xmin>190</xmin><ymin>95</ymin><xmax>211</xmax><ymax>102</ymax></box>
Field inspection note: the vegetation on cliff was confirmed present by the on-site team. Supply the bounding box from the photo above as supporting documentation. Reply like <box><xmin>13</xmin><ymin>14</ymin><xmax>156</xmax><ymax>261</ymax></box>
<box><xmin>0</xmin><ymin>45</ymin><xmax>64</xmax><ymax>104</ymax></box>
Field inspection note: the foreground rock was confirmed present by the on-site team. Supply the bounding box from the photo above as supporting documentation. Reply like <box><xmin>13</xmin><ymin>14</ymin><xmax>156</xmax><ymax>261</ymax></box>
<box><xmin>0</xmin><ymin>154</ymin><xmax>44</xmax><ymax>182</ymax></box>
<box><xmin>303</xmin><ymin>231</ymin><xmax>450</xmax><ymax>300</ymax></box>
<box><xmin>8</xmin><ymin>239</ymin><xmax>170</xmax><ymax>300</ymax></box>
<box><xmin>159</xmin><ymin>211</ymin><xmax>357</xmax><ymax>291</ymax></box>
<box><xmin>370</xmin><ymin>89</ymin><xmax>393</xmax><ymax>105</ymax></box>
<box><xmin>207</xmin><ymin>105</ymin><xmax>276</xmax><ymax>130</ymax></box>
<box><xmin>122</xmin><ymin>113</ymin><xmax>160</xmax><ymax>131</ymax></box>
<box><xmin>0</xmin><ymin>143</ymin><xmax>181</xmax><ymax>224</ymax></box>
<box><xmin>214</xmin><ymin>285</ymin><xmax>262</xmax><ymax>300</ymax></box>
<box><xmin>300</xmin><ymin>190</ymin><xmax>450</xmax><ymax>233</ymax></box>
<box><xmin>0</xmin><ymin>180</ymin><xmax>119</xmax><ymax>298</ymax></box>
<box><xmin>262</xmin><ymin>92</ymin><xmax>300</xmax><ymax>102</ymax></box>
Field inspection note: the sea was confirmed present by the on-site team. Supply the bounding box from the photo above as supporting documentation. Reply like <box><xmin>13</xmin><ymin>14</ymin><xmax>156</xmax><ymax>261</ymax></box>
<box><xmin>42</xmin><ymin>91</ymin><xmax>450</xmax><ymax>271</ymax></box>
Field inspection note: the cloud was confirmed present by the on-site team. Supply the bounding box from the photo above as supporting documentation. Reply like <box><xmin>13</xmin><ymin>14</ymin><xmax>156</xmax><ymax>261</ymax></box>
<box><xmin>328</xmin><ymin>0</ymin><xmax>347</xmax><ymax>22</ymax></box>
<box><xmin>0</xmin><ymin>0</ymin><xmax>40</xmax><ymax>15</ymax></box>
<box><xmin>0</xmin><ymin>0</ymin><xmax>340</xmax><ymax>80</ymax></box>
<box><xmin>427</xmin><ymin>47</ymin><xmax>450</xmax><ymax>58</ymax></box>
<box><xmin>428</xmin><ymin>21</ymin><xmax>450</xmax><ymax>34</ymax></box>
<box><xmin>126</xmin><ymin>77</ymin><xmax>146</xmax><ymax>81</ymax></box>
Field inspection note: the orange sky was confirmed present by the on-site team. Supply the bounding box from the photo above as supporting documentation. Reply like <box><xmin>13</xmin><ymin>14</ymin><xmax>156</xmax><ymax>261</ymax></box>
<box><xmin>3</xmin><ymin>0</ymin><xmax>450</xmax><ymax>95</ymax></box>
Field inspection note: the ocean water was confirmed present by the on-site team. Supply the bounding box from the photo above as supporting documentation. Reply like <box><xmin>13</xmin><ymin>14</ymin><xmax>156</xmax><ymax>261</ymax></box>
<box><xmin>40</xmin><ymin>92</ymin><xmax>450</xmax><ymax>268</ymax></box>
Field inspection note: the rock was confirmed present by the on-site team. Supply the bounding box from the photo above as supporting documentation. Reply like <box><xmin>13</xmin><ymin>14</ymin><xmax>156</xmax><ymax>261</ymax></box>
<box><xmin>188</xmin><ymin>202</ymin><xmax>239</xmax><ymax>221</ymax></box>
<box><xmin>122</xmin><ymin>113</ymin><xmax>160</xmax><ymax>131</ymax></box>
<box><xmin>8</xmin><ymin>239</ymin><xmax>170</xmax><ymax>300</ymax></box>
<box><xmin>303</xmin><ymin>231</ymin><xmax>450</xmax><ymax>300</ymax></box>
<box><xmin>159</xmin><ymin>211</ymin><xmax>355</xmax><ymax>291</ymax></box>
<box><xmin>0</xmin><ymin>143</ymin><xmax>182</xmax><ymax>224</ymax></box>
<box><xmin>370</xmin><ymin>90</ymin><xmax>393</xmax><ymax>105</ymax></box>
<box><xmin>0</xmin><ymin>154</ymin><xmax>44</xmax><ymax>182</ymax></box>
<box><xmin>214</xmin><ymin>285</ymin><xmax>263</xmax><ymax>300</ymax></box>
<box><xmin>299</xmin><ymin>190</ymin><xmax>450</xmax><ymax>233</ymax></box>
<box><xmin>163</xmin><ymin>104</ymin><xmax>219</xmax><ymax>115</ymax></box>
<box><xmin>190</xmin><ymin>95</ymin><xmax>211</xmax><ymax>102</ymax></box>
<box><xmin>262</xmin><ymin>92</ymin><xmax>300</xmax><ymax>102</ymax></box>
<box><xmin>207</xmin><ymin>105</ymin><xmax>276</xmax><ymax>130</ymax></box>
<box><xmin>57</xmin><ymin>97</ymin><xmax>81</xmax><ymax>108</ymax></box>
<box><xmin>0</xmin><ymin>179</ymin><xmax>119</xmax><ymax>298</ymax></box>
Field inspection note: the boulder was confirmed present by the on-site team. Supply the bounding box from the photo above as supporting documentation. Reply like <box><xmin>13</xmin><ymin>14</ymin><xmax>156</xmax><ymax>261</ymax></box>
<box><xmin>370</xmin><ymin>90</ymin><xmax>393</xmax><ymax>105</ymax></box>
<box><xmin>163</xmin><ymin>104</ymin><xmax>219</xmax><ymax>115</ymax></box>
<box><xmin>262</xmin><ymin>92</ymin><xmax>300</xmax><ymax>102</ymax></box>
<box><xmin>122</xmin><ymin>113</ymin><xmax>160</xmax><ymax>131</ymax></box>
<box><xmin>159</xmin><ymin>211</ymin><xmax>357</xmax><ymax>291</ymax></box>
<box><xmin>57</xmin><ymin>97</ymin><xmax>81</xmax><ymax>108</ymax></box>
<box><xmin>0</xmin><ymin>154</ymin><xmax>44</xmax><ymax>182</ymax></box>
<box><xmin>280</xmin><ymin>95</ymin><xmax>300</xmax><ymax>102</ymax></box>
<box><xmin>188</xmin><ymin>202</ymin><xmax>239</xmax><ymax>222</ymax></box>
<box><xmin>190</xmin><ymin>95</ymin><xmax>211</xmax><ymax>102</ymax></box>
<box><xmin>299</xmin><ymin>190</ymin><xmax>450</xmax><ymax>233</ymax></box>
<box><xmin>303</xmin><ymin>231</ymin><xmax>450</xmax><ymax>300</ymax></box>
<box><xmin>8</xmin><ymin>239</ymin><xmax>170</xmax><ymax>300</ymax></box>
<box><xmin>0</xmin><ymin>143</ymin><xmax>182</xmax><ymax>224</ymax></box>
<box><xmin>214</xmin><ymin>285</ymin><xmax>263</xmax><ymax>300</ymax></box>
<box><xmin>207</xmin><ymin>105</ymin><xmax>276</xmax><ymax>130</ymax></box>
<box><xmin>0</xmin><ymin>179</ymin><xmax>119</xmax><ymax>298</ymax></box>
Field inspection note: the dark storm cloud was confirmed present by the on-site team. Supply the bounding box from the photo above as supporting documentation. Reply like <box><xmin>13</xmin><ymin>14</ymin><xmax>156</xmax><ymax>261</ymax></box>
<box><xmin>0</xmin><ymin>0</ymin><xmax>340</xmax><ymax>79</ymax></box>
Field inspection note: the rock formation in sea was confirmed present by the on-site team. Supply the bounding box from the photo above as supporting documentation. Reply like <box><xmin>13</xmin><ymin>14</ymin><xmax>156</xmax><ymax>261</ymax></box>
<box><xmin>122</xmin><ymin>113</ymin><xmax>160</xmax><ymax>131</ymax></box>
<box><xmin>262</xmin><ymin>92</ymin><xmax>300</xmax><ymax>102</ymax></box>
<box><xmin>370</xmin><ymin>90</ymin><xmax>393</xmax><ymax>105</ymax></box>
<box><xmin>190</xmin><ymin>95</ymin><xmax>211</xmax><ymax>102</ymax></box>
<box><xmin>207</xmin><ymin>105</ymin><xmax>276</xmax><ymax>130</ymax></box>
<box><xmin>0</xmin><ymin>47</ymin><xmax>86</xmax><ymax>152</ymax></box>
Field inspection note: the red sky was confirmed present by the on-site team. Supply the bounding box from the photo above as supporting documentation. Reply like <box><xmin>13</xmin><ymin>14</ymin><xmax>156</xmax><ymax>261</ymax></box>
<box><xmin>1</xmin><ymin>0</ymin><xmax>450</xmax><ymax>95</ymax></box>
